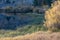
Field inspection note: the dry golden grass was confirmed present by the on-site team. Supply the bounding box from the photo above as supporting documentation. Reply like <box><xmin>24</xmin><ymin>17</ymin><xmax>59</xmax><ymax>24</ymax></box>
<box><xmin>0</xmin><ymin>31</ymin><xmax>60</xmax><ymax>40</ymax></box>
<box><xmin>45</xmin><ymin>0</ymin><xmax>60</xmax><ymax>31</ymax></box>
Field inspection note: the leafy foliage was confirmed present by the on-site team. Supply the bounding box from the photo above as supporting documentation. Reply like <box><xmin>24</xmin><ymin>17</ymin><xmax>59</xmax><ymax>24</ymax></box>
<box><xmin>33</xmin><ymin>0</ymin><xmax>55</xmax><ymax>6</ymax></box>
<box><xmin>0</xmin><ymin>13</ymin><xmax>45</xmax><ymax>37</ymax></box>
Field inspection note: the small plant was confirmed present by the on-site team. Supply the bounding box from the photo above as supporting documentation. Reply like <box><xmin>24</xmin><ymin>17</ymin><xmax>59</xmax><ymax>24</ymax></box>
<box><xmin>45</xmin><ymin>0</ymin><xmax>60</xmax><ymax>32</ymax></box>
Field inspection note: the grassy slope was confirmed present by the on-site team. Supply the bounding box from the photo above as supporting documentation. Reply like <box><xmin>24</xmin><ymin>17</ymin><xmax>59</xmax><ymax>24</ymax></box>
<box><xmin>0</xmin><ymin>13</ymin><xmax>45</xmax><ymax>37</ymax></box>
<box><xmin>0</xmin><ymin>32</ymin><xmax>60</xmax><ymax>40</ymax></box>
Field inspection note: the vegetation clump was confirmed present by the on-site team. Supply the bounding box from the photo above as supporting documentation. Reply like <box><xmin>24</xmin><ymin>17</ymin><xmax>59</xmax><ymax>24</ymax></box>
<box><xmin>45</xmin><ymin>0</ymin><xmax>60</xmax><ymax>32</ymax></box>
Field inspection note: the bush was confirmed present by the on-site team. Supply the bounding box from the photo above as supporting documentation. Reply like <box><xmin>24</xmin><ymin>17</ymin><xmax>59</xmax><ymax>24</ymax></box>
<box><xmin>45</xmin><ymin>0</ymin><xmax>60</xmax><ymax>32</ymax></box>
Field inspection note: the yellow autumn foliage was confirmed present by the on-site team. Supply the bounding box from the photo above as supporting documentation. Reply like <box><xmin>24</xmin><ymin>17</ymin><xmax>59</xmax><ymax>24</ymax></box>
<box><xmin>45</xmin><ymin>0</ymin><xmax>60</xmax><ymax>31</ymax></box>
